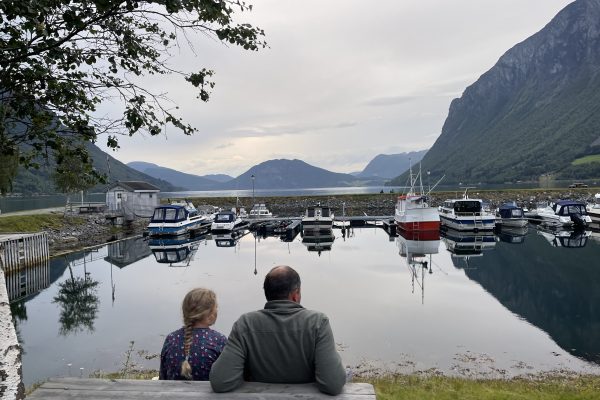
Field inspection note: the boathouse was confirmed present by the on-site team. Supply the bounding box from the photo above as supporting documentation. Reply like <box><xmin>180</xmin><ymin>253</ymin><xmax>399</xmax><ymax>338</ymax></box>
<box><xmin>105</xmin><ymin>181</ymin><xmax>160</xmax><ymax>221</ymax></box>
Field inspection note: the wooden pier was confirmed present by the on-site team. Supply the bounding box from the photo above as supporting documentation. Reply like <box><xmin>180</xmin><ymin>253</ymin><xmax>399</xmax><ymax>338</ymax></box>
<box><xmin>0</xmin><ymin>232</ymin><xmax>49</xmax><ymax>273</ymax></box>
<box><xmin>28</xmin><ymin>378</ymin><xmax>375</xmax><ymax>399</ymax></box>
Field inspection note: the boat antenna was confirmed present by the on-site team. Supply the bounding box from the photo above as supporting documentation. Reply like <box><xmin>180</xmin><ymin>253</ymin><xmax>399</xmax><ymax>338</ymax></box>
<box><xmin>418</xmin><ymin>163</ymin><xmax>424</xmax><ymax>195</ymax></box>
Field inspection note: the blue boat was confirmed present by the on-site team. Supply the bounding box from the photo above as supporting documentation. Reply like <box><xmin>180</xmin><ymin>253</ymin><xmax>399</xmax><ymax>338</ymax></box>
<box><xmin>496</xmin><ymin>202</ymin><xmax>528</xmax><ymax>228</ymax></box>
<box><xmin>147</xmin><ymin>201</ymin><xmax>210</xmax><ymax>236</ymax></box>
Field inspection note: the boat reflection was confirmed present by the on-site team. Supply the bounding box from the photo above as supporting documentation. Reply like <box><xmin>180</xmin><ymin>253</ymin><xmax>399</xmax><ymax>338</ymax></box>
<box><xmin>301</xmin><ymin>228</ymin><xmax>335</xmax><ymax>256</ymax></box>
<box><xmin>148</xmin><ymin>234</ymin><xmax>207</xmax><ymax>266</ymax></box>
<box><xmin>440</xmin><ymin>228</ymin><xmax>496</xmax><ymax>258</ymax></box>
<box><xmin>213</xmin><ymin>231</ymin><xmax>246</xmax><ymax>248</ymax></box>
<box><xmin>495</xmin><ymin>225</ymin><xmax>528</xmax><ymax>244</ymax></box>
<box><xmin>536</xmin><ymin>226</ymin><xmax>592</xmax><ymax>248</ymax></box>
<box><xmin>396</xmin><ymin>230</ymin><xmax>440</xmax><ymax>304</ymax></box>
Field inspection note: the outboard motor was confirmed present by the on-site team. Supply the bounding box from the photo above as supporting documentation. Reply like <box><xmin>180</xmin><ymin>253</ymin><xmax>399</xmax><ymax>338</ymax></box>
<box><xmin>570</xmin><ymin>213</ymin><xmax>587</xmax><ymax>229</ymax></box>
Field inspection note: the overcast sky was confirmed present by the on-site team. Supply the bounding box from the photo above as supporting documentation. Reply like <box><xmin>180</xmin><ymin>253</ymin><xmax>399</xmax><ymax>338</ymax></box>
<box><xmin>98</xmin><ymin>0</ymin><xmax>574</xmax><ymax>177</ymax></box>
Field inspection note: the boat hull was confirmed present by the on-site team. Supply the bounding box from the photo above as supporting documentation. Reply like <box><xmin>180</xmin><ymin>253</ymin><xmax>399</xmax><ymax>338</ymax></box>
<box><xmin>302</xmin><ymin>219</ymin><xmax>333</xmax><ymax>230</ymax></box>
<box><xmin>497</xmin><ymin>218</ymin><xmax>529</xmax><ymax>228</ymax></box>
<box><xmin>439</xmin><ymin>214</ymin><xmax>496</xmax><ymax>231</ymax></box>
<box><xmin>147</xmin><ymin>220</ymin><xmax>206</xmax><ymax>236</ymax></box>
<box><xmin>395</xmin><ymin>206</ymin><xmax>440</xmax><ymax>232</ymax></box>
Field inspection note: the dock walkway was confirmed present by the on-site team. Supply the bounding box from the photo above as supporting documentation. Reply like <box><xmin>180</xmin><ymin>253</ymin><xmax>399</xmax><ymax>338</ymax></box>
<box><xmin>28</xmin><ymin>378</ymin><xmax>376</xmax><ymax>399</ymax></box>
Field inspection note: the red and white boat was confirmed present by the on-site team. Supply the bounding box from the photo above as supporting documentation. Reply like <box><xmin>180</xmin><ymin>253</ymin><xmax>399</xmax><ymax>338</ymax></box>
<box><xmin>394</xmin><ymin>165</ymin><xmax>440</xmax><ymax>232</ymax></box>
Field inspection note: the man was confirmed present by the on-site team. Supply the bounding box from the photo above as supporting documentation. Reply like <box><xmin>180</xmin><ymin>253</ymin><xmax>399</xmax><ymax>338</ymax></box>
<box><xmin>209</xmin><ymin>265</ymin><xmax>346</xmax><ymax>395</ymax></box>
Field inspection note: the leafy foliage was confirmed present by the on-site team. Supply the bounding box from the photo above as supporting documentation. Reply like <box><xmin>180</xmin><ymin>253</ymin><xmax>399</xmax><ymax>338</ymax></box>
<box><xmin>53</xmin><ymin>266</ymin><xmax>100</xmax><ymax>335</ymax></box>
<box><xmin>0</xmin><ymin>0</ymin><xmax>265</xmax><ymax>188</ymax></box>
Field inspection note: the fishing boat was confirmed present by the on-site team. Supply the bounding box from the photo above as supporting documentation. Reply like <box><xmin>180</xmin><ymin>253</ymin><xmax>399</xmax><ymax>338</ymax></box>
<box><xmin>438</xmin><ymin>188</ymin><xmax>496</xmax><ymax>231</ymax></box>
<box><xmin>529</xmin><ymin>200</ymin><xmax>591</xmax><ymax>228</ymax></box>
<box><xmin>587</xmin><ymin>193</ymin><xmax>600</xmax><ymax>223</ymax></box>
<box><xmin>249</xmin><ymin>203</ymin><xmax>273</xmax><ymax>218</ymax></box>
<box><xmin>211</xmin><ymin>211</ymin><xmax>244</xmax><ymax>232</ymax></box>
<box><xmin>394</xmin><ymin>165</ymin><xmax>440</xmax><ymax>232</ymax></box>
<box><xmin>147</xmin><ymin>201</ymin><xmax>210</xmax><ymax>236</ymax></box>
<box><xmin>495</xmin><ymin>202</ymin><xmax>528</xmax><ymax>228</ymax></box>
<box><xmin>302</xmin><ymin>204</ymin><xmax>334</xmax><ymax>230</ymax></box>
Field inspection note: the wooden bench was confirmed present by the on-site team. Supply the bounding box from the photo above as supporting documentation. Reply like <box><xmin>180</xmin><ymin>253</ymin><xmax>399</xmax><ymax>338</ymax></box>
<box><xmin>28</xmin><ymin>377</ymin><xmax>376</xmax><ymax>399</ymax></box>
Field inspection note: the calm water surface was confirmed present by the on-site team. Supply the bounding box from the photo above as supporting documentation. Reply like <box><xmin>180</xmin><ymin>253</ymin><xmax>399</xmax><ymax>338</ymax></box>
<box><xmin>9</xmin><ymin>226</ymin><xmax>600</xmax><ymax>386</ymax></box>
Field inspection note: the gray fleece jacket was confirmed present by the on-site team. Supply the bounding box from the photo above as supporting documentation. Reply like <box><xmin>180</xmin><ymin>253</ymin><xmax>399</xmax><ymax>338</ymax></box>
<box><xmin>209</xmin><ymin>300</ymin><xmax>346</xmax><ymax>395</ymax></box>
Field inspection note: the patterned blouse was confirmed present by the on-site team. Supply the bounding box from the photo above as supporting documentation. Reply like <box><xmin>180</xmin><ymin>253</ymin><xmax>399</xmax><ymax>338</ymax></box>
<box><xmin>159</xmin><ymin>327</ymin><xmax>227</xmax><ymax>380</ymax></box>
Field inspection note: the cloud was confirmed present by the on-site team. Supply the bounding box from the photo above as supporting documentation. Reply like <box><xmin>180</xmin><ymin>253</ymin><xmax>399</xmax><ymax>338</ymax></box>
<box><xmin>364</xmin><ymin>96</ymin><xmax>420</xmax><ymax>107</ymax></box>
<box><xmin>229</xmin><ymin>120</ymin><xmax>358</xmax><ymax>138</ymax></box>
<box><xmin>214</xmin><ymin>142</ymin><xmax>234</xmax><ymax>149</ymax></box>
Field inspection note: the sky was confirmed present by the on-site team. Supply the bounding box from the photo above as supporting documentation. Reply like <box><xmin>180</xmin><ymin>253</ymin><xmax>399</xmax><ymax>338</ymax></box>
<box><xmin>97</xmin><ymin>0</ymin><xmax>574</xmax><ymax>177</ymax></box>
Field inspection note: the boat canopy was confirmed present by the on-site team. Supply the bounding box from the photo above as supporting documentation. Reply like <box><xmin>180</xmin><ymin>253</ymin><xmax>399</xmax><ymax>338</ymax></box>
<box><xmin>306</xmin><ymin>206</ymin><xmax>330</xmax><ymax>217</ymax></box>
<box><xmin>151</xmin><ymin>205</ymin><xmax>193</xmax><ymax>223</ymax></box>
<box><xmin>552</xmin><ymin>200</ymin><xmax>587</xmax><ymax>216</ymax></box>
<box><xmin>498</xmin><ymin>203</ymin><xmax>524</xmax><ymax>219</ymax></box>
<box><xmin>214</xmin><ymin>211</ymin><xmax>236</xmax><ymax>222</ymax></box>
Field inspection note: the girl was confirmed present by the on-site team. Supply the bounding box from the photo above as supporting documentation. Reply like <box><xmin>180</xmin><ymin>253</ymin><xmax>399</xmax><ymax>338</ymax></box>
<box><xmin>159</xmin><ymin>288</ymin><xmax>227</xmax><ymax>380</ymax></box>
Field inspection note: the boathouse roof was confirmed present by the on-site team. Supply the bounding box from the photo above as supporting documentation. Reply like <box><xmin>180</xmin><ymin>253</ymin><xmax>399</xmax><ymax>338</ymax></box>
<box><xmin>108</xmin><ymin>181</ymin><xmax>160</xmax><ymax>192</ymax></box>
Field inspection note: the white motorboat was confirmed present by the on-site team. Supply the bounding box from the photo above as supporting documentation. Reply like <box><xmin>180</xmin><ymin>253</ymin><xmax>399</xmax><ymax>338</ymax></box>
<box><xmin>249</xmin><ymin>203</ymin><xmax>273</xmax><ymax>218</ymax></box>
<box><xmin>496</xmin><ymin>202</ymin><xmax>528</xmax><ymax>228</ymax></box>
<box><xmin>302</xmin><ymin>204</ymin><xmax>334</xmax><ymax>230</ymax></box>
<box><xmin>147</xmin><ymin>201</ymin><xmax>210</xmax><ymax>236</ymax></box>
<box><xmin>211</xmin><ymin>211</ymin><xmax>244</xmax><ymax>232</ymax></box>
<box><xmin>529</xmin><ymin>200</ymin><xmax>591</xmax><ymax>228</ymax></box>
<box><xmin>587</xmin><ymin>193</ymin><xmax>600</xmax><ymax>223</ymax></box>
<box><xmin>438</xmin><ymin>188</ymin><xmax>496</xmax><ymax>231</ymax></box>
<box><xmin>394</xmin><ymin>164</ymin><xmax>440</xmax><ymax>232</ymax></box>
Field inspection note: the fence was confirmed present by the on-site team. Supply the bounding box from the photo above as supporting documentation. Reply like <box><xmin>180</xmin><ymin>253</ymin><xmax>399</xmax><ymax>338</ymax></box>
<box><xmin>0</xmin><ymin>232</ymin><xmax>49</xmax><ymax>273</ymax></box>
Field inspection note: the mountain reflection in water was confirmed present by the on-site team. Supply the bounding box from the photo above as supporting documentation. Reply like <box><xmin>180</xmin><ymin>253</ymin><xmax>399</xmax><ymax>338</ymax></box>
<box><xmin>7</xmin><ymin>227</ymin><xmax>600</xmax><ymax>386</ymax></box>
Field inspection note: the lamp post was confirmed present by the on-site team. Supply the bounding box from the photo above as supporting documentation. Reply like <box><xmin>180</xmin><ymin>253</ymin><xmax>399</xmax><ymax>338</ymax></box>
<box><xmin>251</xmin><ymin>174</ymin><xmax>255</xmax><ymax>206</ymax></box>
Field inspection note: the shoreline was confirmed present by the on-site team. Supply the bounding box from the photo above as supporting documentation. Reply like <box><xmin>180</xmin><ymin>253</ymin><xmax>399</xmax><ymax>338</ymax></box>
<box><xmin>1</xmin><ymin>187</ymin><xmax>598</xmax><ymax>256</ymax></box>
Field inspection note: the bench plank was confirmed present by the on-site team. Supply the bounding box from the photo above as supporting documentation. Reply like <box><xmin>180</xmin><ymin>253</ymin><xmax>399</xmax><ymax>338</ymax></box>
<box><xmin>29</xmin><ymin>378</ymin><xmax>375</xmax><ymax>399</ymax></box>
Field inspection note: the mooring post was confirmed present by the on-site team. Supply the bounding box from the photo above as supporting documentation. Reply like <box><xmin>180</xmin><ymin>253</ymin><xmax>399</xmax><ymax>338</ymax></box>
<box><xmin>0</xmin><ymin>268</ymin><xmax>25</xmax><ymax>400</ymax></box>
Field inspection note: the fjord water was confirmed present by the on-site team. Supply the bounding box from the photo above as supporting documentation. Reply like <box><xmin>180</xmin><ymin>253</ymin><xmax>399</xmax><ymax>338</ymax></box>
<box><xmin>11</xmin><ymin>227</ymin><xmax>600</xmax><ymax>386</ymax></box>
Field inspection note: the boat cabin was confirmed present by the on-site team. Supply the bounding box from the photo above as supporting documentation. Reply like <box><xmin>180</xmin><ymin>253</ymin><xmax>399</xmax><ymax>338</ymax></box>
<box><xmin>442</xmin><ymin>199</ymin><xmax>482</xmax><ymax>214</ymax></box>
<box><xmin>151</xmin><ymin>203</ymin><xmax>197</xmax><ymax>223</ymax></box>
<box><xmin>214</xmin><ymin>211</ymin><xmax>237</xmax><ymax>223</ymax></box>
<box><xmin>551</xmin><ymin>200</ymin><xmax>588</xmax><ymax>217</ymax></box>
<box><xmin>498</xmin><ymin>203</ymin><xmax>524</xmax><ymax>219</ymax></box>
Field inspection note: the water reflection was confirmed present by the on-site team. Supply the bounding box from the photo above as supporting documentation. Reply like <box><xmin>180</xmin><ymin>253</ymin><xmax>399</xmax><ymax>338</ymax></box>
<box><xmin>148</xmin><ymin>234</ymin><xmax>208</xmax><ymax>267</ymax></box>
<box><xmin>496</xmin><ymin>225</ymin><xmax>528</xmax><ymax>244</ymax></box>
<box><xmin>301</xmin><ymin>228</ymin><xmax>335</xmax><ymax>255</ymax></box>
<box><xmin>105</xmin><ymin>237</ymin><xmax>152</xmax><ymax>268</ymax></box>
<box><xmin>461</xmin><ymin>231</ymin><xmax>600</xmax><ymax>364</ymax></box>
<box><xmin>396</xmin><ymin>230</ymin><xmax>440</xmax><ymax>304</ymax></box>
<box><xmin>12</xmin><ymin>227</ymin><xmax>600</xmax><ymax>386</ymax></box>
<box><xmin>52</xmin><ymin>262</ymin><xmax>100</xmax><ymax>335</ymax></box>
<box><xmin>440</xmin><ymin>229</ymin><xmax>496</xmax><ymax>258</ymax></box>
<box><xmin>535</xmin><ymin>226</ymin><xmax>592</xmax><ymax>248</ymax></box>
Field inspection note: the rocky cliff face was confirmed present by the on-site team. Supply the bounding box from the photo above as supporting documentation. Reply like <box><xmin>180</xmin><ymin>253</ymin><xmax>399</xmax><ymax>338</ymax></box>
<box><xmin>401</xmin><ymin>0</ymin><xmax>600</xmax><ymax>185</ymax></box>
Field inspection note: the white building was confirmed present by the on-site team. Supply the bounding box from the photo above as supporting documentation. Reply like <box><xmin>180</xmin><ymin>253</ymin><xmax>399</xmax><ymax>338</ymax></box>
<box><xmin>105</xmin><ymin>181</ymin><xmax>160</xmax><ymax>221</ymax></box>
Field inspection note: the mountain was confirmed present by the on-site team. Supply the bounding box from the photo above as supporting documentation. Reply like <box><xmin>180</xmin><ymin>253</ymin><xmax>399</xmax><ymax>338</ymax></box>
<box><xmin>127</xmin><ymin>161</ymin><xmax>230</xmax><ymax>190</ymax></box>
<box><xmin>391</xmin><ymin>0</ymin><xmax>600</xmax><ymax>186</ymax></box>
<box><xmin>356</xmin><ymin>151</ymin><xmax>427</xmax><ymax>179</ymax></box>
<box><xmin>10</xmin><ymin>144</ymin><xmax>177</xmax><ymax>194</ymax></box>
<box><xmin>220</xmin><ymin>159</ymin><xmax>381</xmax><ymax>189</ymax></box>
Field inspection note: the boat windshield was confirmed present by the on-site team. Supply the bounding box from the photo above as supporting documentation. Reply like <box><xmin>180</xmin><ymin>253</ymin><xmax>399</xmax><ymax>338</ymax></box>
<box><xmin>453</xmin><ymin>201</ymin><xmax>481</xmax><ymax>213</ymax></box>
<box><xmin>152</xmin><ymin>207</ymin><xmax>186</xmax><ymax>222</ymax></box>
<box><xmin>559</xmin><ymin>204</ymin><xmax>587</xmax><ymax>216</ymax></box>
<box><xmin>509</xmin><ymin>209</ymin><xmax>523</xmax><ymax>218</ymax></box>
<box><xmin>322</xmin><ymin>208</ymin><xmax>330</xmax><ymax>217</ymax></box>
<box><xmin>215</xmin><ymin>213</ymin><xmax>234</xmax><ymax>222</ymax></box>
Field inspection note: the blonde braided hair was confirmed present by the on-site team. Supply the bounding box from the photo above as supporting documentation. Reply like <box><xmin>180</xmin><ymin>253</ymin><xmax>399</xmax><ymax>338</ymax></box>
<box><xmin>180</xmin><ymin>288</ymin><xmax>217</xmax><ymax>379</ymax></box>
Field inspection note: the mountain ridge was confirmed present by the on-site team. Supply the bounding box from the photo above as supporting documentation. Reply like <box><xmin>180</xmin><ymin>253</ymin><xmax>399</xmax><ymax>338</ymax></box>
<box><xmin>391</xmin><ymin>0</ymin><xmax>600</xmax><ymax>186</ymax></box>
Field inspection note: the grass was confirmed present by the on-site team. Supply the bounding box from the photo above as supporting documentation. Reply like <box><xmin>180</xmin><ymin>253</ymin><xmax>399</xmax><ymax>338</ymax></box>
<box><xmin>572</xmin><ymin>154</ymin><xmax>600</xmax><ymax>165</ymax></box>
<box><xmin>366</xmin><ymin>374</ymin><xmax>600</xmax><ymax>400</ymax></box>
<box><xmin>0</xmin><ymin>214</ymin><xmax>84</xmax><ymax>233</ymax></box>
